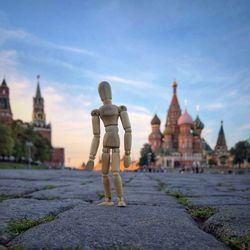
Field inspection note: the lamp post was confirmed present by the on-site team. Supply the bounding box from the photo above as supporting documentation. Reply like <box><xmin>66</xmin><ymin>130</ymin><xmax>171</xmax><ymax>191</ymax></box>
<box><xmin>26</xmin><ymin>142</ymin><xmax>33</xmax><ymax>169</ymax></box>
<box><xmin>147</xmin><ymin>152</ymin><xmax>152</xmax><ymax>171</ymax></box>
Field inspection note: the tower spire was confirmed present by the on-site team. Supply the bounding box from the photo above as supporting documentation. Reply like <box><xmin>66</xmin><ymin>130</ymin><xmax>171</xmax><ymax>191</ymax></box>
<box><xmin>1</xmin><ymin>77</ymin><xmax>7</xmax><ymax>87</ymax></box>
<box><xmin>36</xmin><ymin>75</ymin><xmax>42</xmax><ymax>98</ymax></box>
<box><xmin>172</xmin><ymin>80</ymin><xmax>177</xmax><ymax>95</ymax></box>
<box><xmin>216</xmin><ymin>120</ymin><xmax>227</xmax><ymax>148</ymax></box>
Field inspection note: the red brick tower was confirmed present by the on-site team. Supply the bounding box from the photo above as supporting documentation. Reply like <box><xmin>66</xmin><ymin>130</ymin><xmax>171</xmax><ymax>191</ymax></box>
<box><xmin>0</xmin><ymin>78</ymin><xmax>13</xmax><ymax>124</ymax></box>
<box><xmin>178</xmin><ymin>109</ymin><xmax>193</xmax><ymax>166</ymax></box>
<box><xmin>148</xmin><ymin>114</ymin><xmax>163</xmax><ymax>153</ymax></box>
<box><xmin>32</xmin><ymin>75</ymin><xmax>52</xmax><ymax>142</ymax></box>
<box><xmin>164</xmin><ymin>81</ymin><xmax>182</xmax><ymax>151</ymax></box>
<box><xmin>193</xmin><ymin>115</ymin><xmax>204</xmax><ymax>153</ymax></box>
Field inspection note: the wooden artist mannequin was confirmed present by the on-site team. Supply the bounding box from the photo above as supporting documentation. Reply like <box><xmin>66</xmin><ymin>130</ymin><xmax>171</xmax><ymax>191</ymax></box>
<box><xmin>86</xmin><ymin>81</ymin><xmax>132</xmax><ymax>207</ymax></box>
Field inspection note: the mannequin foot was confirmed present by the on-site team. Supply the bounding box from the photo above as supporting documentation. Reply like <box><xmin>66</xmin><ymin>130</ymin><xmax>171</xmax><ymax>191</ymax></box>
<box><xmin>98</xmin><ymin>198</ymin><xmax>114</xmax><ymax>206</ymax></box>
<box><xmin>117</xmin><ymin>197</ymin><xmax>126</xmax><ymax>207</ymax></box>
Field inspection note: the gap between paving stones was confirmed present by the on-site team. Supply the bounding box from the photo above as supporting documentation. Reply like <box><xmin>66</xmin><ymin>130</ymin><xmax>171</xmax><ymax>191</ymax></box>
<box><xmin>151</xmin><ymin>175</ymin><xmax>249</xmax><ymax>250</ymax></box>
<box><xmin>151</xmin><ymin>176</ymin><xmax>229</xmax><ymax>247</ymax></box>
<box><xmin>0</xmin><ymin>184</ymin><xmax>71</xmax><ymax>202</ymax></box>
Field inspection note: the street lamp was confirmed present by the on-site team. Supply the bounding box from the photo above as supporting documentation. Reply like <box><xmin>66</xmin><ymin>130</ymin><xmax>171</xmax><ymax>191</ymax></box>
<box><xmin>147</xmin><ymin>152</ymin><xmax>152</xmax><ymax>171</ymax></box>
<box><xmin>26</xmin><ymin>141</ymin><xmax>33</xmax><ymax>169</ymax></box>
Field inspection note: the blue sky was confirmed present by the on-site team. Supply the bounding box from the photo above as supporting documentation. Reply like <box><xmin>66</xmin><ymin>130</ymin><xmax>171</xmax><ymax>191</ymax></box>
<box><xmin>0</xmin><ymin>0</ymin><xmax>250</xmax><ymax>167</ymax></box>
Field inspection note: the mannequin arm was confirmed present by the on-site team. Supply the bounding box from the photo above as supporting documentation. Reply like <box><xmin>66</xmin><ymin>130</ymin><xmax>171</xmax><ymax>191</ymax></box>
<box><xmin>119</xmin><ymin>106</ymin><xmax>132</xmax><ymax>168</ymax></box>
<box><xmin>86</xmin><ymin>109</ymin><xmax>100</xmax><ymax>169</ymax></box>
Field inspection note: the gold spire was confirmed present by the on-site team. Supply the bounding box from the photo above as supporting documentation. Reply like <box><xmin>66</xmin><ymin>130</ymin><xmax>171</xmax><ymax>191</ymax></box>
<box><xmin>172</xmin><ymin>80</ymin><xmax>177</xmax><ymax>94</ymax></box>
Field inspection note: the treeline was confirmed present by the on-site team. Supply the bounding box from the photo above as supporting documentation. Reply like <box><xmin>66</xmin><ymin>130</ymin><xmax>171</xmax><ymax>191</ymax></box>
<box><xmin>230</xmin><ymin>139</ymin><xmax>250</xmax><ymax>166</ymax></box>
<box><xmin>0</xmin><ymin>121</ymin><xmax>52</xmax><ymax>162</ymax></box>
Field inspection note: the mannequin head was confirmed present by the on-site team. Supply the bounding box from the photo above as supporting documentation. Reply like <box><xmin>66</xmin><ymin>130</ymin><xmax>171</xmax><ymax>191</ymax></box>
<box><xmin>98</xmin><ymin>81</ymin><xmax>112</xmax><ymax>104</ymax></box>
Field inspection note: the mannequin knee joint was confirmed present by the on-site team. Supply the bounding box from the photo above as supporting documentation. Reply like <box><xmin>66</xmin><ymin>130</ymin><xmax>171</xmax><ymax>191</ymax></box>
<box><xmin>113</xmin><ymin>171</ymin><xmax>120</xmax><ymax>177</ymax></box>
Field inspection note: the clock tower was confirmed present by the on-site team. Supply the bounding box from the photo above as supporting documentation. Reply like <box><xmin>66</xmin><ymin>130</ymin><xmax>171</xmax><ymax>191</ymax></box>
<box><xmin>32</xmin><ymin>75</ymin><xmax>51</xmax><ymax>142</ymax></box>
<box><xmin>32</xmin><ymin>75</ymin><xmax>46</xmax><ymax>126</ymax></box>
<box><xmin>0</xmin><ymin>78</ymin><xmax>13</xmax><ymax>124</ymax></box>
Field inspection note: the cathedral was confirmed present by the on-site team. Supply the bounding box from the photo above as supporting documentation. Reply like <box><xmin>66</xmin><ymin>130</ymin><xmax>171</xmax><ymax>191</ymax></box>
<box><xmin>148</xmin><ymin>81</ymin><xmax>229</xmax><ymax>169</ymax></box>
<box><xmin>0</xmin><ymin>77</ymin><xmax>65</xmax><ymax>168</ymax></box>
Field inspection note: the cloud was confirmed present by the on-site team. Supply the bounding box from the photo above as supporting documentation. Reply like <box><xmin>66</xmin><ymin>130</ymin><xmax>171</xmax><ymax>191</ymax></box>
<box><xmin>238</xmin><ymin>124</ymin><xmax>250</xmax><ymax>130</ymax></box>
<box><xmin>0</xmin><ymin>50</ymin><xmax>17</xmax><ymax>67</ymax></box>
<box><xmin>56</xmin><ymin>45</ymin><xmax>95</xmax><ymax>56</ymax></box>
<box><xmin>0</xmin><ymin>27</ymin><xmax>95</xmax><ymax>57</ymax></box>
<box><xmin>0</xmin><ymin>28</ymin><xmax>27</xmax><ymax>45</ymax></box>
<box><xmin>129</xmin><ymin>105</ymin><xmax>151</xmax><ymax>114</ymax></box>
<box><xmin>103</xmin><ymin>75</ymin><xmax>153</xmax><ymax>89</ymax></box>
<box><xmin>205</xmin><ymin>102</ymin><xmax>224</xmax><ymax>110</ymax></box>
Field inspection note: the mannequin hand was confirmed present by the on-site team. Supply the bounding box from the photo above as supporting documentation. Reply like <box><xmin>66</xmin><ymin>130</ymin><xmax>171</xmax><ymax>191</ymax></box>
<box><xmin>86</xmin><ymin>159</ymin><xmax>94</xmax><ymax>169</ymax></box>
<box><xmin>124</xmin><ymin>155</ymin><xmax>131</xmax><ymax>168</ymax></box>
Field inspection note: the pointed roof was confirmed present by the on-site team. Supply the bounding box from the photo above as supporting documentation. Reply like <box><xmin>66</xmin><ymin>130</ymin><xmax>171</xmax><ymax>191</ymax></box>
<box><xmin>1</xmin><ymin>78</ymin><xmax>7</xmax><ymax>87</ymax></box>
<box><xmin>35</xmin><ymin>75</ymin><xmax>42</xmax><ymax>98</ymax></box>
<box><xmin>216</xmin><ymin>121</ymin><xmax>227</xmax><ymax>147</ymax></box>
<box><xmin>164</xmin><ymin>80</ymin><xmax>182</xmax><ymax>129</ymax></box>
<box><xmin>151</xmin><ymin>114</ymin><xmax>161</xmax><ymax>125</ymax></box>
<box><xmin>170</xmin><ymin>80</ymin><xmax>179</xmax><ymax>105</ymax></box>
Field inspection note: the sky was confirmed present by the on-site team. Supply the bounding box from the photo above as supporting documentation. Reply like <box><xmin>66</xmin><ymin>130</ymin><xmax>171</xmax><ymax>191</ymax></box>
<box><xmin>0</xmin><ymin>0</ymin><xmax>250</xmax><ymax>167</ymax></box>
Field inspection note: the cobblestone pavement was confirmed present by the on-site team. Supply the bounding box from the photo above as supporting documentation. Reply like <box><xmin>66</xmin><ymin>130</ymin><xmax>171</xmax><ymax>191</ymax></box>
<box><xmin>0</xmin><ymin>170</ymin><xmax>249</xmax><ymax>249</ymax></box>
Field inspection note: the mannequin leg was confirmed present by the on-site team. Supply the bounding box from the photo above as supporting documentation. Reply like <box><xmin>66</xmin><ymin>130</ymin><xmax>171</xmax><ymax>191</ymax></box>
<box><xmin>99</xmin><ymin>147</ymin><xmax>114</xmax><ymax>206</ymax></box>
<box><xmin>111</xmin><ymin>148</ymin><xmax>126</xmax><ymax>207</ymax></box>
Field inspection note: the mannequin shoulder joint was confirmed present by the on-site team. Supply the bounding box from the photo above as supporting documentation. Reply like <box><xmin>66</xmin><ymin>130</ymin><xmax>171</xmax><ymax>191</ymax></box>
<box><xmin>118</xmin><ymin>105</ymin><xmax>127</xmax><ymax>113</ymax></box>
<box><xmin>91</xmin><ymin>109</ymin><xmax>100</xmax><ymax>116</ymax></box>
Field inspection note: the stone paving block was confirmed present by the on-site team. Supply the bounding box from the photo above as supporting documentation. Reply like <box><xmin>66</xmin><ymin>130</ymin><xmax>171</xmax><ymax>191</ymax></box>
<box><xmin>204</xmin><ymin>205</ymin><xmax>250</xmax><ymax>238</ymax></box>
<box><xmin>9</xmin><ymin>204</ymin><xmax>228</xmax><ymax>250</ymax></box>
<box><xmin>0</xmin><ymin>198</ymin><xmax>87</xmax><ymax>244</ymax></box>
<box><xmin>26</xmin><ymin>182</ymin><xmax>103</xmax><ymax>201</ymax></box>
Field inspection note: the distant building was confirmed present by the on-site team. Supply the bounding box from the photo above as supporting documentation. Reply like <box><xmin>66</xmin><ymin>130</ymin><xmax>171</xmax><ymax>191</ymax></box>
<box><xmin>148</xmin><ymin>81</ymin><xmax>212</xmax><ymax>170</ymax></box>
<box><xmin>0</xmin><ymin>79</ymin><xmax>13</xmax><ymax>124</ymax></box>
<box><xmin>31</xmin><ymin>75</ymin><xmax>52</xmax><ymax>142</ymax></box>
<box><xmin>213</xmin><ymin>121</ymin><xmax>229</xmax><ymax>166</ymax></box>
<box><xmin>31</xmin><ymin>76</ymin><xmax>65</xmax><ymax>168</ymax></box>
<box><xmin>51</xmin><ymin>147</ymin><xmax>65</xmax><ymax>168</ymax></box>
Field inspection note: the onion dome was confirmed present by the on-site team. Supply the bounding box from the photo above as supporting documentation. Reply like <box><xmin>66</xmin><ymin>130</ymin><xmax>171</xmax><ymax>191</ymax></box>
<box><xmin>193</xmin><ymin>115</ymin><xmax>204</xmax><ymax>130</ymax></box>
<box><xmin>151</xmin><ymin>114</ymin><xmax>161</xmax><ymax>125</ymax></box>
<box><xmin>178</xmin><ymin>109</ymin><xmax>193</xmax><ymax>125</ymax></box>
<box><xmin>172</xmin><ymin>80</ymin><xmax>177</xmax><ymax>89</ymax></box>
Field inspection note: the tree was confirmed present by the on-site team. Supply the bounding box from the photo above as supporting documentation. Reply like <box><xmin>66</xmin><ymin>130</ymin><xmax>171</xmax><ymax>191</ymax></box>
<box><xmin>230</xmin><ymin>140</ymin><xmax>250</xmax><ymax>167</ymax></box>
<box><xmin>11</xmin><ymin>121</ymin><xmax>52</xmax><ymax>162</ymax></box>
<box><xmin>139</xmin><ymin>143</ymin><xmax>155</xmax><ymax>166</ymax></box>
<box><xmin>0</xmin><ymin>123</ymin><xmax>14</xmax><ymax>155</ymax></box>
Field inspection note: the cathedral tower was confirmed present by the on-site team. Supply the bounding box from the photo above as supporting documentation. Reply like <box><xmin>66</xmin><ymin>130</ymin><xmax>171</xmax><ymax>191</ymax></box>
<box><xmin>31</xmin><ymin>75</ymin><xmax>51</xmax><ymax>142</ymax></box>
<box><xmin>164</xmin><ymin>80</ymin><xmax>181</xmax><ymax>150</ymax></box>
<box><xmin>0</xmin><ymin>78</ymin><xmax>13</xmax><ymax>124</ymax></box>
<box><xmin>148</xmin><ymin>114</ymin><xmax>163</xmax><ymax>153</ymax></box>
<box><xmin>163</xmin><ymin>120</ymin><xmax>173</xmax><ymax>150</ymax></box>
<box><xmin>214</xmin><ymin>121</ymin><xmax>228</xmax><ymax>166</ymax></box>
<box><xmin>193</xmin><ymin>115</ymin><xmax>204</xmax><ymax>154</ymax></box>
<box><xmin>178</xmin><ymin>109</ymin><xmax>193</xmax><ymax>165</ymax></box>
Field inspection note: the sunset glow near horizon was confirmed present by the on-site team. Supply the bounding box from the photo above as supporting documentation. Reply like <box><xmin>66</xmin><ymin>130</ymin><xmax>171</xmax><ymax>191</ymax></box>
<box><xmin>0</xmin><ymin>1</ymin><xmax>250</xmax><ymax>167</ymax></box>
